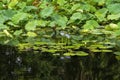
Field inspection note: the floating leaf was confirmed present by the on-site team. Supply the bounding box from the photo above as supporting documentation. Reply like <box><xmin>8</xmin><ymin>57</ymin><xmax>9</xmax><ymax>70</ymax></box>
<box><xmin>95</xmin><ymin>8</ymin><xmax>108</xmax><ymax>21</ymax></box>
<box><xmin>25</xmin><ymin>21</ymin><xmax>36</xmax><ymax>31</ymax></box>
<box><xmin>107</xmin><ymin>13</ymin><xmax>120</xmax><ymax>20</ymax></box>
<box><xmin>76</xmin><ymin>51</ymin><xmax>89</xmax><ymax>56</ymax></box>
<box><xmin>13</xmin><ymin>30</ymin><xmax>22</xmax><ymax>36</ymax></box>
<box><xmin>8</xmin><ymin>0</ymin><xmax>18</xmax><ymax>9</ymax></box>
<box><xmin>57</xmin><ymin>0</ymin><xmax>66</xmax><ymax>5</ymax></box>
<box><xmin>27</xmin><ymin>32</ymin><xmax>37</xmax><ymax>37</ymax></box>
<box><xmin>40</xmin><ymin>6</ymin><xmax>54</xmax><ymax>18</ymax></box>
<box><xmin>107</xmin><ymin>3</ymin><xmax>120</xmax><ymax>14</ymax></box>
<box><xmin>83</xmin><ymin>20</ymin><xmax>99</xmax><ymax>29</ymax></box>
<box><xmin>3</xmin><ymin>30</ymin><xmax>13</xmax><ymax>38</ymax></box>
<box><xmin>52</xmin><ymin>13</ymin><xmax>68</xmax><ymax>29</ymax></box>
<box><xmin>0</xmin><ymin>24</ymin><xmax>8</xmax><ymax>30</ymax></box>
<box><xmin>12</xmin><ymin>12</ymin><xmax>32</xmax><ymax>24</ymax></box>
<box><xmin>71</xmin><ymin>4</ymin><xmax>81</xmax><ymax>12</ymax></box>
<box><xmin>68</xmin><ymin>12</ymin><xmax>82</xmax><ymax>23</ymax></box>
<box><xmin>114</xmin><ymin>52</ymin><xmax>120</xmax><ymax>56</ymax></box>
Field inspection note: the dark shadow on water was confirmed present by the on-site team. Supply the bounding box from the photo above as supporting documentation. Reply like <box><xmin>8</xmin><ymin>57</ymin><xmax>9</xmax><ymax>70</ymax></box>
<box><xmin>0</xmin><ymin>45</ymin><xmax>120</xmax><ymax>80</ymax></box>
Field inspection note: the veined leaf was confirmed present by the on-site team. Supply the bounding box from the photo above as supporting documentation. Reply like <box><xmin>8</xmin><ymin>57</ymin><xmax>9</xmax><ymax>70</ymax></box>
<box><xmin>8</xmin><ymin>0</ymin><xmax>18</xmax><ymax>9</ymax></box>
<box><xmin>114</xmin><ymin>52</ymin><xmax>120</xmax><ymax>56</ymax></box>
<box><xmin>0</xmin><ymin>24</ymin><xmax>8</xmax><ymax>30</ymax></box>
<box><xmin>25</xmin><ymin>21</ymin><xmax>37</xmax><ymax>31</ymax></box>
<box><xmin>3</xmin><ymin>30</ymin><xmax>13</xmax><ymax>38</ymax></box>
<box><xmin>40</xmin><ymin>6</ymin><xmax>54</xmax><ymax>18</ymax></box>
<box><xmin>13</xmin><ymin>30</ymin><xmax>22</xmax><ymax>36</ymax></box>
<box><xmin>107</xmin><ymin>13</ymin><xmax>120</xmax><ymax>20</ymax></box>
<box><xmin>68</xmin><ymin>12</ymin><xmax>82</xmax><ymax>23</ymax></box>
<box><xmin>27</xmin><ymin>32</ymin><xmax>37</xmax><ymax>37</ymax></box>
<box><xmin>52</xmin><ymin>13</ymin><xmax>68</xmax><ymax>29</ymax></box>
<box><xmin>107</xmin><ymin>3</ymin><xmax>120</xmax><ymax>14</ymax></box>
<box><xmin>95</xmin><ymin>8</ymin><xmax>108</xmax><ymax>21</ymax></box>
<box><xmin>57</xmin><ymin>0</ymin><xmax>66</xmax><ymax>6</ymax></box>
<box><xmin>83</xmin><ymin>20</ymin><xmax>99</xmax><ymax>30</ymax></box>
<box><xmin>12</xmin><ymin>12</ymin><xmax>32</xmax><ymax>24</ymax></box>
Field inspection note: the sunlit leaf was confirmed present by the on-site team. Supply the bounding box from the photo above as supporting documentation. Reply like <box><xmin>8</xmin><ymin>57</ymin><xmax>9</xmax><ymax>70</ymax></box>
<box><xmin>12</xmin><ymin>12</ymin><xmax>32</xmax><ymax>24</ymax></box>
<box><xmin>57</xmin><ymin>0</ymin><xmax>66</xmax><ymax>6</ymax></box>
<box><xmin>83</xmin><ymin>20</ymin><xmax>99</xmax><ymax>29</ymax></box>
<box><xmin>52</xmin><ymin>13</ymin><xmax>68</xmax><ymax>29</ymax></box>
<box><xmin>13</xmin><ymin>30</ymin><xmax>22</xmax><ymax>36</ymax></box>
<box><xmin>25</xmin><ymin>21</ymin><xmax>36</xmax><ymax>31</ymax></box>
<box><xmin>8</xmin><ymin>0</ymin><xmax>18</xmax><ymax>9</ymax></box>
<box><xmin>0</xmin><ymin>24</ymin><xmax>8</xmax><ymax>30</ymax></box>
<box><xmin>40</xmin><ymin>6</ymin><xmax>54</xmax><ymax>18</ymax></box>
<box><xmin>107</xmin><ymin>13</ymin><xmax>120</xmax><ymax>20</ymax></box>
<box><xmin>27</xmin><ymin>32</ymin><xmax>37</xmax><ymax>37</ymax></box>
<box><xmin>95</xmin><ymin>8</ymin><xmax>108</xmax><ymax>21</ymax></box>
<box><xmin>114</xmin><ymin>52</ymin><xmax>120</xmax><ymax>56</ymax></box>
<box><xmin>107</xmin><ymin>3</ymin><xmax>120</xmax><ymax>14</ymax></box>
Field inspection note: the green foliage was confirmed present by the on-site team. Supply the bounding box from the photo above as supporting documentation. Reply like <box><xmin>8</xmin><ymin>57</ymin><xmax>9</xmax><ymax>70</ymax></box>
<box><xmin>0</xmin><ymin>0</ymin><xmax>120</xmax><ymax>59</ymax></box>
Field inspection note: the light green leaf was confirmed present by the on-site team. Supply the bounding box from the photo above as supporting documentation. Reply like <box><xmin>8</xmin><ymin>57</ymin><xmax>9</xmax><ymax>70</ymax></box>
<box><xmin>76</xmin><ymin>51</ymin><xmax>88</xmax><ymax>56</ymax></box>
<box><xmin>107</xmin><ymin>13</ymin><xmax>120</xmax><ymax>20</ymax></box>
<box><xmin>114</xmin><ymin>52</ymin><xmax>120</xmax><ymax>56</ymax></box>
<box><xmin>57</xmin><ymin>0</ymin><xmax>66</xmax><ymax>6</ymax></box>
<box><xmin>52</xmin><ymin>14</ymin><xmax>68</xmax><ymax>29</ymax></box>
<box><xmin>83</xmin><ymin>20</ymin><xmax>99</xmax><ymax>30</ymax></box>
<box><xmin>107</xmin><ymin>3</ymin><xmax>120</xmax><ymax>14</ymax></box>
<box><xmin>0</xmin><ymin>24</ymin><xmax>8</xmax><ymax>30</ymax></box>
<box><xmin>40</xmin><ymin>6</ymin><xmax>54</xmax><ymax>18</ymax></box>
<box><xmin>0</xmin><ymin>14</ymin><xmax>8</xmax><ymax>24</ymax></box>
<box><xmin>71</xmin><ymin>4</ymin><xmax>81</xmax><ymax>12</ymax></box>
<box><xmin>13</xmin><ymin>30</ymin><xmax>22</xmax><ymax>36</ymax></box>
<box><xmin>95</xmin><ymin>8</ymin><xmax>108</xmax><ymax>21</ymax></box>
<box><xmin>12</xmin><ymin>12</ymin><xmax>32</xmax><ymax>24</ymax></box>
<box><xmin>27</xmin><ymin>32</ymin><xmax>37</xmax><ymax>37</ymax></box>
<box><xmin>25</xmin><ymin>21</ymin><xmax>37</xmax><ymax>31</ymax></box>
<box><xmin>8</xmin><ymin>0</ymin><xmax>18</xmax><ymax>9</ymax></box>
<box><xmin>70</xmin><ymin>12</ymin><xmax>82</xmax><ymax>21</ymax></box>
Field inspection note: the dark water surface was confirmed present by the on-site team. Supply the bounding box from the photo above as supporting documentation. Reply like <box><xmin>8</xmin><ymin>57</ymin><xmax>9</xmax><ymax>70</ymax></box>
<box><xmin>0</xmin><ymin>45</ymin><xmax>120</xmax><ymax>80</ymax></box>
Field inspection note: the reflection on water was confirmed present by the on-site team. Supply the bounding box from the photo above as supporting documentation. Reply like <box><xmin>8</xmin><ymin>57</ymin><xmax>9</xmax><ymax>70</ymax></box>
<box><xmin>0</xmin><ymin>45</ymin><xmax>120</xmax><ymax>80</ymax></box>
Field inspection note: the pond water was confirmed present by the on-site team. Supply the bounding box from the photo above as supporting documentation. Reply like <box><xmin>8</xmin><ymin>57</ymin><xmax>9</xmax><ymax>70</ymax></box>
<box><xmin>0</xmin><ymin>45</ymin><xmax>120</xmax><ymax>80</ymax></box>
